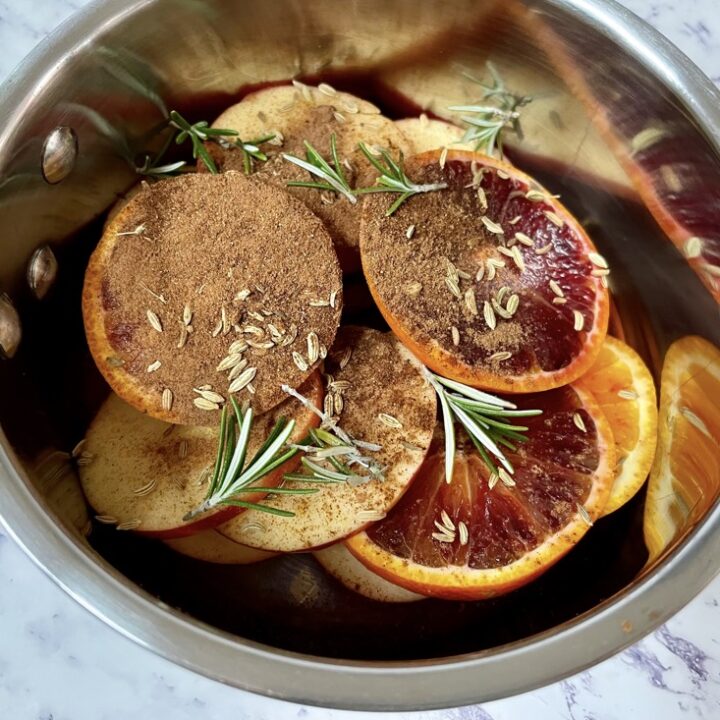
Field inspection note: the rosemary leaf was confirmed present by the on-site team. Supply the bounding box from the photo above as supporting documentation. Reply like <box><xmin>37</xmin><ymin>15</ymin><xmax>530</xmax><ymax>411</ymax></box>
<box><xmin>282</xmin><ymin>473</ymin><xmax>345</xmax><ymax>484</ymax></box>
<box><xmin>355</xmin><ymin>144</ymin><xmax>448</xmax><ymax>216</ymax></box>
<box><xmin>423</xmin><ymin>368</ymin><xmax>540</xmax><ymax>481</ymax></box>
<box><xmin>238</xmin><ymin>486</ymin><xmax>319</xmax><ymax>495</ymax></box>
<box><xmin>436</xmin><ymin>378</ymin><xmax>456</xmax><ymax>485</ymax></box>
<box><xmin>283</xmin><ymin>134</ymin><xmax>356</xmax><ymax>203</ymax></box>
<box><xmin>449</xmin><ymin>63</ymin><xmax>532</xmax><ymax>156</ymax></box>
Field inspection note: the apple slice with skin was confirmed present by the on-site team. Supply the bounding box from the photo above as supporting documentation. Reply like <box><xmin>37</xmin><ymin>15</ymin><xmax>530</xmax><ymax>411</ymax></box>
<box><xmin>314</xmin><ymin>542</ymin><xmax>424</xmax><ymax>603</ymax></box>
<box><xmin>164</xmin><ymin>530</ymin><xmax>276</xmax><ymax>564</ymax></box>
<box><xmin>79</xmin><ymin>372</ymin><xmax>323</xmax><ymax>538</ymax></box>
<box><xmin>218</xmin><ymin>326</ymin><xmax>437</xmax><ymax>551</ymax></box>
<box><xmin>395</xmin><ymin>116</ymin><xmax>473</xmax><ymax>155</ymax></box>
<box><xmin>205</xmin><ymin>85</ymin><xmax>410</xmax><ymax>273</ymax></box>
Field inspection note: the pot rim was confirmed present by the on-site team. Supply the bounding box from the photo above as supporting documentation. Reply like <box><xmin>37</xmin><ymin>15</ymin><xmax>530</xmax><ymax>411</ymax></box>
<box><xmin>0</xmin><ymin>0</ymin><xmax>719</xmax><ymax>710</ymax></box>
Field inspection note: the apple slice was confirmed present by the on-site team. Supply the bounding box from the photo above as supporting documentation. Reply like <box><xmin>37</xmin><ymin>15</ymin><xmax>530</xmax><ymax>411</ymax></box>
<box><xmin>207</xmin><ymin>85</ymin><xmax>410</xmax><ymax>273</ymax></box>
<box><xmin>218</xmin><ymin>326</ymin><xmax>437</xmax><ymax>551</ymax></box>
<box><xmin>314</xmin><ymin>543</ymin><xmax>424</xmax><ymax>603</ymax></box>
<box><xmin>79</xmin><ymin>372</ymin><xmax>323</xmax><ymax>538</ymax></box>
<box><xmin>395</xmin><ymin>116</ymin><xmax>473</xmax><ymax>154</ymax></box>
<box><xmin>212</xmin><ymin>84</ymin><xmax>380</xmax><ymax>136</ymax></box>
<box><xmin>164</xmin><ymin>530</ymin><xmax>276</xmax><ymax>564</ymax></box>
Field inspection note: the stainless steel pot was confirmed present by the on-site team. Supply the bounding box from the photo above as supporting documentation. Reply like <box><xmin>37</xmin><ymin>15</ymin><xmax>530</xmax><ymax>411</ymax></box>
<box><xmin>0</xmin><ymin>0</ymin><xmax>719</xmax><ymax>710</ymax></box>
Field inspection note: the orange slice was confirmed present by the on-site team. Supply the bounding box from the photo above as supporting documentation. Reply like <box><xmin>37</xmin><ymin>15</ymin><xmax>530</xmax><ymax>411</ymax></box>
<box><xmin>644</xmin><ymin>336</ymin><xmax>720</xmax><ymax>560</ymax></box>
<box><xmin>521</xmin><ymin>4</ymin><xmax>720</xmax><ymax>303</ymax></box>
<box><xmin>359</xmin><ymin>149</ymin><xmax>610</xmax><ymax>393</ymax></box>
<box><xmin>576</xmin><ymin>336</ymin><xmax>658</xmax><ymax>516</ymax></box>
<box><xmin>346</xmin><ymin>384</ymin><xmax>615</xmax><ymax>600</ymax></box>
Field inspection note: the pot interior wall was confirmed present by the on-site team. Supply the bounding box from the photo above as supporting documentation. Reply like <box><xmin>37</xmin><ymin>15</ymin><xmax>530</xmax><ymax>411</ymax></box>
<box><xmin>0</xmin><ymin>0</ymin><xmax>719</xmax><ymax>662</ymax></box>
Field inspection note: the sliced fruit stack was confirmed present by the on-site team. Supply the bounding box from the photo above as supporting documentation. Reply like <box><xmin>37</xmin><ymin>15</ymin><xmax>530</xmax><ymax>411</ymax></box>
<box><xmin>77</xmin><ymin>80</ymin><xmax>670</xmax><ymax>603</ymax></box>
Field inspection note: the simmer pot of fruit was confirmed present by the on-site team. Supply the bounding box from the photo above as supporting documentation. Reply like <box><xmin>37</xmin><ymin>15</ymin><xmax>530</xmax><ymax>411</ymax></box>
<box><xmin>0</xmin><ymin>0</ymin><xmax>718</xmax><ymax>710</ymax></box>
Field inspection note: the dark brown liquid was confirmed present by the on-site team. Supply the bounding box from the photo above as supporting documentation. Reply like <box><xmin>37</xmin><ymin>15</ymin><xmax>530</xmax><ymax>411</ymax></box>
<box><xmin>14</xmin><ymin>72</ymin><xmax>718</xmax><ymax>661</ymax></box>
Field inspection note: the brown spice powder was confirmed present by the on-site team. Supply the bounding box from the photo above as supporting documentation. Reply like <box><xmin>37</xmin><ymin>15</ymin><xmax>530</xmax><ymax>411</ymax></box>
<box><xmin>87</xmin><ymin>172</ymin><xmax>342</xmax><ymax>426</ymax></box>
<box><xmin>218</xmin><ymin>326</ymin><xmax>438</xmax><ymax>551</ymax></box>
<box><xmin>359</xmin><ymin>153</ymin><xmax>597</xmax><ymax>381</ymax></box>
<box><xmin>203</xmin><ymin>105</ymin><xmax>410</xmax><ymax>271</ymax></box>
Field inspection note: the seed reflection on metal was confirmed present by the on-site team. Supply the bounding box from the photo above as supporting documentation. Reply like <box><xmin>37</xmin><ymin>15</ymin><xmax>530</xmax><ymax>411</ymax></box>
<box><xmin>27</xmin><ymin>245</ymin><xmax>59</xmax><ymax>299</ymax></box>
<box><xmin>41</xmin><ymin>126</ymin><xmax>78</xmax><ymax>184</ymax></box>
<box><xmin>0</xmin><ymin>294</ymin><xmax>21</xmax><ymax>358</ymax></box>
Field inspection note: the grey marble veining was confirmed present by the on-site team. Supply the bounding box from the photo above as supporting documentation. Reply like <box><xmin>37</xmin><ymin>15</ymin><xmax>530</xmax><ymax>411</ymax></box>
<box><xmin>0</xmin><ymin>1</ymin><xmax>719</xmax><ymax>718</ymax></box>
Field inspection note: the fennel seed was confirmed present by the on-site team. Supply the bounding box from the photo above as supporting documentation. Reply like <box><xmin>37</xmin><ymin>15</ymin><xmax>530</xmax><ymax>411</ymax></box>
<box><xmin>161</xmin><ymin>388</ymin><xmax>173</xmax><ymax>411</ymax></box>
<box><xmin>573</xmin><ymin>310</ymin><xmax>585</xmax><ymax>332</ymax></box>
<box><xmin>483</xmin><ymin>301</ymin><xmax>497</xmax><ymax>330</ymax></box>
<box><xmin>292</xmin><ymin>352</ymin><xmax>309</xmax><ymax>372</ymax></box>
<box><xmin>378</xmin><ymin>413</ymin><xmax>403</xmax><ymax>429</ymax></box>
<box><xmin>146</xmin><ymin>310</ymin><xmax>163</xmax><ymax>333</ymax></box>
<box><xmin>458</xmin><ymin>521</ymin><xmax>469</xmax><ymax>546</ymax></box>
<box><xmin>549</xmin><ymin>279</ymin><xmax>564</xmax><ymax>297</ymax></box>
<box><xmin>307</xmin><ymin>332</ymin><xmax>320</xmax><ymax>364</ymax></box>
<box><xmin>481</xmin><ymin>216</ymin><xmax>504</xmax><ymax>234</ymax></box>
<box><xmin>228</xmin><ymin>366</ymin><xmax>257</xmax><ymax>393</ymax></box>
<box><xmin>573</xmin><ymin>412</ymin><xmax>587</xmax><ymax>432</ymax></box>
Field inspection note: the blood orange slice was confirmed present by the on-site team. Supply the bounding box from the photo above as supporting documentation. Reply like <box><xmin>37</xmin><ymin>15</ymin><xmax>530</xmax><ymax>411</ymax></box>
<box><xmin>346</xmin><ymin>384</ymin><xmax>615</xmax><ymax>599</ymax></box>
<box><xmin>360</xmin><ymin>149</ymin><xmax>610</xmax><ymax>393</ymax></box>
<box><xmin>525</xmin><ymin>7</ymin><xmax>720</xmax><ymax>303</ymax></box>
<box><xmin>576</xmin><ymin>337</ymin><xmax>658</xmax><ymax>516</ymax></box>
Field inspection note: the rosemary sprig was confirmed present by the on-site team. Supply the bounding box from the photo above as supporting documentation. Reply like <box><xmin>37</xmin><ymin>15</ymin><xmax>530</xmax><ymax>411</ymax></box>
<box><xmin>225</xmin><ymin>133</ymin><xmax>277</xmax><ymax>174</ymax></box>
<box><xmin>185</xmin><ymin>381</ymin><xmax>387</xmax><ymax>519</ymax></box>
<box><xmin>355</xmin><ymin>144</ymin><xmax>448</xmax><ymax>216</ymax></box>
<box><xmin>423</xmin><ymin>369</ymin><xmax>541</xmax><ymax>484</ymax></box>
<box><xmin>281</xmin><ymin>384</ymin><xmax>385</xmax><ymax>482</ymax></box>
<box><xmin>282</xmin><ymin>134</ymin><xmax>357</xmax><ymax>203</ymax></box>
<box><xmin>136</xmin><ymin>110</ymin><xmax>242</xmax><ymax>176</ymax></box>
<box><xmin>184</xmin><ymin>398</ymin><xmax>315</xmax><ymax>521</ymax></box>
<box><xmin>449</xmin><ymin>63</ymin><xmax>532</xmax><ymax>156</ymax></box>
<box><xmin>169</xmin><ymin>110</ymin><xmax>239</xmax><ymax>174</ymax></box>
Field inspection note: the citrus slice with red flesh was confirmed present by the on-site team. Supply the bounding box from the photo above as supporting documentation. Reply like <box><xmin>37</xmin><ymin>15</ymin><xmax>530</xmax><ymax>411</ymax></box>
<box><xmin>84</xmin><ymin>172</ymin><xmax>342</xmax><ymax>426</ymax></box>
<box><xmin>644</xmin><ymin>336</ymin><xmax>720</xmax><ymax>560</ymax></box>
<box><xmin>523</xmin><ymin>6</ymin><xmax>720</xmax><ymax>303</ymax></box>
<box><xmin>79</xmin><ymin>372</ymin><xmax>323</xmax><ymax>538</ymax></box>
<box><xmin>360</xmin><ymin>149</ymin><xmax>610</xmax><ymax>393</ymax></box>
<box><xmin>346</xmin><ymin>384</ymin><xmax>615</xmax><ymax>600</ymax></box>
<box><xmin>576</xmin><ymin>336</ymin><xmax>658</xmax><ymax>516</ymax></box>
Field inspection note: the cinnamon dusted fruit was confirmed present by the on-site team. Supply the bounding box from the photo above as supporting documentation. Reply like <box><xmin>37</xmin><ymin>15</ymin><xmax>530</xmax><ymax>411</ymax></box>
<box><xmin>359</xmin><ymin>149</ymin><xmax>609</xmax><ymax>393</ymax></box>
<box><xmin>218</xmin><ymin>326</ymin><xmax>437</xmax><ymax>552</ymax></box>
<box><xmin>78</xmin><ymin>373</ymin><xmax>323</xmax><ymax>537</ymax></box>
<box><xmin>83</xmin><ymin>172</ymin><xmax>341</xmax><ymax>425</ymax></box>
<box><xmin>203</xmin><ymin>84</ymin><xmax>411</xmax><ymax>272</ymax></box>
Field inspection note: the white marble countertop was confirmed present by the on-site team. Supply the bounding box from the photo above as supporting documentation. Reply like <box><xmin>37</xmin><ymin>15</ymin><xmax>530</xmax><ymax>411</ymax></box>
<box><xmin>0</xmin><ymin>0</ymin><xmax>719</xmax><ymax>718</ymax></box>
